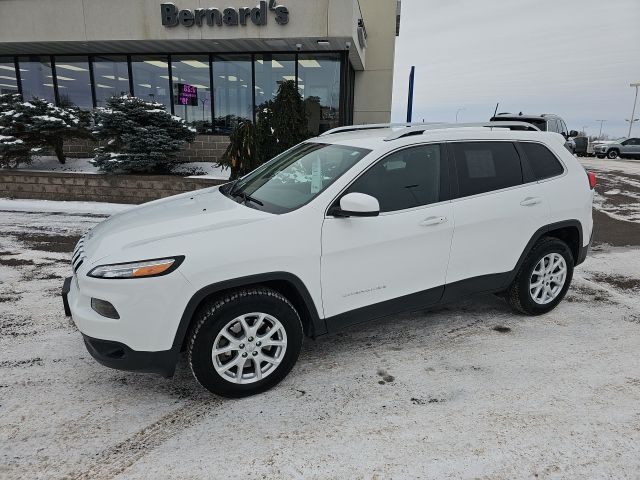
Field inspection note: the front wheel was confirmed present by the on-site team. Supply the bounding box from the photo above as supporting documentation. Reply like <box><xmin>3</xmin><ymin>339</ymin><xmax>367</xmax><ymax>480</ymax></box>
<box><xmin>507</xmin><ymin>237</ymin><xmax>574</xmax><ymax>315</ymax></box>
<box><xmin>607</xmin><ymin>149</ymin><xmax>619</xmax><ymax>159</ymax></box>
<box><xmin>188</xmin><ymin>288</ymin><xmax>303</xmax><ymax>397</ymax></box>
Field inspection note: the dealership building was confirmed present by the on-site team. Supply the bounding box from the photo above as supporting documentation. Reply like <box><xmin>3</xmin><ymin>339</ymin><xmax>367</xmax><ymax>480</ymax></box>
<box><xmin>0</xmin><ymin>0</ymin><xmax>399</xmax><ymax>159</ymax></box>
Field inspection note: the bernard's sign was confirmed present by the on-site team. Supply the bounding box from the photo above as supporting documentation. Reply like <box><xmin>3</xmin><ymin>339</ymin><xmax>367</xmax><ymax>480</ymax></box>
<box><xmin>161</xmin><ymin>1</ymin><xmax>289</xmax><ymax>28</ymax></box>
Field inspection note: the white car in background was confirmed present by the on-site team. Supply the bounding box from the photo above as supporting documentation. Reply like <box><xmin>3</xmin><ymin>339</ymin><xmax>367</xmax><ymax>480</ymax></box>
<box><xmin>62</xmin><ymin>122</ymin><xmax>595</xmax><ymax>397</ymax></box>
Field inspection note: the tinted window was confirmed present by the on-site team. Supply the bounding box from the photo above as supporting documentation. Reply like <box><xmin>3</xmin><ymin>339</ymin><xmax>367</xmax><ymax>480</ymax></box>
<box><xmin>520</xmin><ymin>142</ymin><xmax>564</xmax><ymax>180</ymax></box>
<box><xmin>346</xmin><ymin>144</ymin><xmax>444</xmax><ymax>212</ymax></box>
<box><xmin>54</xmin><ymin>56</ymin><xmax>93</xmax><ymax>109</ymax></box>
<box><xmin>452</xmin><ymin>142</ymin><xmax>523</xmax><ymax>197</ymax></box>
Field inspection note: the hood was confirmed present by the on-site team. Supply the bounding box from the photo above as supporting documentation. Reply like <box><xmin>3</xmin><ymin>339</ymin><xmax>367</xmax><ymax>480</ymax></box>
<box><xmin>83</xmin><ymin>187</ymin><xmax>272</xmax><ymax>263</ymax></box>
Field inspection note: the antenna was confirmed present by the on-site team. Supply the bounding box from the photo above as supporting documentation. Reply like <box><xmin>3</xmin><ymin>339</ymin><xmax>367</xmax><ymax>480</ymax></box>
<box><xmin>493</xmin><ymin>102</ymin><xmax>499</xmax><ymax>117</ymax></box>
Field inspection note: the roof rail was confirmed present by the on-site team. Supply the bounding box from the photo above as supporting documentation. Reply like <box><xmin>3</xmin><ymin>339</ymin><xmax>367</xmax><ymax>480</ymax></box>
<box><xmin>319</xmin><ymin>122</ymin><xmax>441</xmax><ymax>137</ymax></box>
<box><xmin>383</xmin><ymin>121</ymin><xmax>541</xmax><ymax>141</ymax></box>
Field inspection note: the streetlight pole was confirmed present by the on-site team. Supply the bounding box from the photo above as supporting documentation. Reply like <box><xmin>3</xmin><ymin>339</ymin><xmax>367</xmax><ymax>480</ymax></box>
<box><xmin>629</xmin><ymin>82</ymin><xmax>640</xmax><ymax>137</ymax></box>
<box><xmin>595</xmin><ymin>119</ymin><xmax>606</xmax><ymax>138</ymax></box>
<box><xmin>455</xmin><ymin>107</ymin><xmax>465</xmax><ymax>123</ymax></box>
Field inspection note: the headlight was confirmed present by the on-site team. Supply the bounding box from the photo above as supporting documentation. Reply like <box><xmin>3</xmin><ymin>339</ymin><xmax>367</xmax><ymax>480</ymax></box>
<box><xmin>88</xmin><ymin>256</ymin><xmax>184</xmax><ymax>279</ymax></box>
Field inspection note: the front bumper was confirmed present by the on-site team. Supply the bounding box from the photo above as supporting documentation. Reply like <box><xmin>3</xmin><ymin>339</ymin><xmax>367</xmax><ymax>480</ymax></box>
<box><xmin>82</xmin><ymin>334</ymin><xmax>178</xmax><ymax>378</ymax></box>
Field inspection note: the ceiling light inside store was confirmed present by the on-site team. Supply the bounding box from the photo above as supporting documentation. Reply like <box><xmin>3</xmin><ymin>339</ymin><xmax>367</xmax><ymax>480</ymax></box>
<box><xmin>144</xmin><ymin>60</ymin><xmax>169</xmax><ymax>68</ymax></box>
<box><xmin>0</xmin><ymin>83</ymin><xmax>16</xmax><ymax>88</ymax></box>
<box><xmin>298</xmin><ymin>59</ymin><xmax>321</xmax><ymax>68</ymax></box>
<box><xmin>138</xmin><ymin>83</ymin><xmax>152</xmax><ymax>88</ymax></box>
<box><xmin>95</xmin><ymin>84</ymin><xmax>112</xmax><ymax>89</ymax></box>
<box><xmin>191</xmin><ymin>84</ymin><xmax>210</xmax><ymax>89</ymax></box>
<box><xmin>49</xmin><ymin>75</ymin><xmax>75</xmax><ymax>81</ymax></box>
<box><xmin>56</xmin><ymin>64</ymin><xmax>88</xmax><ymax>72</ymax></box>
<box><xmin>283</xmin><ymin>76</ymin><xmax>301</xmax><ymax>81</ymax></box>
<box><xmin>180</xmin><ymin>60</ymin><xmax>209</xmax><ymax>69</ymax></box>
<box><xmin>0</xmin><ymin>65</ymin><xmax>20</xmax><ymax>72</ymax></box>
<box><xmin>256</xmin><ymin>59</ymin><xmax>284</xmax><ymax>68</ymax></box>
<box><xmin>102</xmin><ymin>75</ymin><xmax>128</xmax><ymax>81</ymax></box>
<box><xmin>0</xmin><ymin>75</ymin><xmax>16</xmax><ymax>81</ymax></box>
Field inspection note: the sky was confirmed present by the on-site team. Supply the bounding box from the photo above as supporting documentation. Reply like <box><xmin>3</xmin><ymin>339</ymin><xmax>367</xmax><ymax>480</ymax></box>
<box><xmin>391</xmin><ymin>0</ymin><xmax>640</xmax><ymax>138</ymax></box>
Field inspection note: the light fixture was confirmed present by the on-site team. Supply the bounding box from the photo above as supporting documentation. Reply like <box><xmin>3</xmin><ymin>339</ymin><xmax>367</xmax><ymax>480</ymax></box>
<box><xmin>298</xmin><ymin>59</ymin><xmax>321</xmax><ymax>68</ymax></box>
<box><xmin>191</xmin><ymin>84</ymin><xmax>210</xmax><ymax>89</ymax></box>
<box><xmin>180</xmin><ymin>60</ymin><xmax>209</xmax><ymax>69</ymax></box>
<box><xmin>0</xmin><ymin>75</ymin><xmax>16</xmax><ymax>81</ymax></box>
<box><xmin>0</xmin><ymin>83</ymin><xmax>16</xmax><ymax>88</ymax></box>
<box><xmin>137</xmin><ymin>83</ymin><xmax>152</xmax><ymax>88</ymax></box>
<box><xmin>317</xmin><ymin>40</ymin><xmax>331</xmax><ymax>46</ymax></box>
<box><xmin>55</xmin><ymin>64</ymin><xmax>88</xmax><ymax>72</ymax></box>
<box><xmin>283</xmin><ymin>75</ymin><xmax>301</xmax><ymax>81</ymax></box>
<box><xmin>143</xmin><ymin>60</ymin><xmax>169</xmax><ymax>69</ymax></box>
<box><xmin>95</xmin><ymin>84</ymin><xmax>112</xmax><ymax>89</ymax></box>
<box><xmin>0</xmin><ymin>66</ymin><xmax>15</xmax><ymax>71</ymax></box>
<box><xmin>102</xmin><ymin>75</ymin><xmax>128</xmax><ymax>81</ymax></box>
<box><xmin>159</xmin><ymin>75</ymin><xmax>170</xmax><ymax>80</ymax></box>
<box><xmin>49</xmin><ymin>75</ymin><xmax>75</xmax><ymax>81</ymax></box>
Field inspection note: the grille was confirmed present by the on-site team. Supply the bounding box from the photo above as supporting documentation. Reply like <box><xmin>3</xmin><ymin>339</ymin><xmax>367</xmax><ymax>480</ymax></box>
<box><xmin>72</xmin><ymin>234</ymin><xmax>86</xmax><ymax>273</ymax></box>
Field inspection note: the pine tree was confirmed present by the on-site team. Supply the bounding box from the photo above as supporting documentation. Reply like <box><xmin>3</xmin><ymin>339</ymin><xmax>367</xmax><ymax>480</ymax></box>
<box><xmin>217</xmin><ymin>79</ymin><xmax>311</xmax><ymax>178</ymax></box>
<box><xmin>0</xmin><ymin>94</ymin><xmax>31</xmax><ymax>167</ymax></box>
<box><xmin>92</xmin><ymin>96</ymin><xmax>196</xmax><ymax>174</ymax></box>
<box><xmin>0</xmin><ymin>94</ymin><xmax>92</xmax><ymax>166</ymax></box>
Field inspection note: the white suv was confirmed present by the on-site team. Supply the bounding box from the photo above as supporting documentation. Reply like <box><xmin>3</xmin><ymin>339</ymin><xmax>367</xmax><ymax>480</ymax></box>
<box><xmin>62</xmin><ymin>122</ymin><xmax>595</xmax><ymax>397</ymax></box>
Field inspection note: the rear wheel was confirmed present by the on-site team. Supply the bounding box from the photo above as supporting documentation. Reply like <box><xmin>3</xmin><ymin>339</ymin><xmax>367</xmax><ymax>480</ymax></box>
<box><xmin>507</xmin><ymin>237</ymin><xmax>574</xmax><ymax>315</ymax></box>
<box><xmin>188</xmin><ymin>288</ymin><xmax>303</xmax><ymax>397</ymax></box>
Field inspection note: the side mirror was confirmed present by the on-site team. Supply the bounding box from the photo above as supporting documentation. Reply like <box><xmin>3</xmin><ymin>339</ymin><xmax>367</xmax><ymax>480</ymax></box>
<box><xmin>569</xmin><ymin>130</ymin><xmax>579</xmax><ymax>137</ymax></box>
<box><xmin>331</xmin><ymin>192</ymin><xmax>380</xmax><ymax>217</ymax></box>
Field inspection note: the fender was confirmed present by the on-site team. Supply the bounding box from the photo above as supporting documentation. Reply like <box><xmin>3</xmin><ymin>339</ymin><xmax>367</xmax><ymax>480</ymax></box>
<box><xmin>440</xmin><ymin>219</ymin><xmax>585</xmax><ymax>303</ymax></box>
<box><xmin>172</xmin><ymin>272</ymin><xmax>325</xmax><ymax>351</ymax></box>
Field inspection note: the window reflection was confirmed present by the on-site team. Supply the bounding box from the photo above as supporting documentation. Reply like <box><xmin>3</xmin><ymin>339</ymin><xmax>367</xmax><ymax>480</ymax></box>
<box><xmin>0</xmin><ymin>57</ymin><xmax>18</xmax><ymax>94</ymax></box>
<box><xmin>254</xmin><ymin>54</ymin><xmax>295</xmax><ymax>105</ymax></box>
<box><xmin>298</xmin><ymin>53</ymin><xmax>341</xmax><ymax>134</ymax></box>
<box><xmin>93</xmin><ymin>55</ymin><xmax>130</xmax><ymax>107</ymax></box>
<box><xmin>54</xmin><ymin>56</ymin><xmax>92</xmax><ymax>109</ymax></box>
<box><xmin>212</xmin><ymin>55</ymin><xmax>252</xmax><ymax>134</ymax></box>
<box><xmin>131</xmin><ymin>55</ymin><xmax>171</xmax><ymax>110</ymax></box>
<box><xmin>17</xmin><ymin>56</ymin><xmax>55</xmax><ymax>102</ymax></box>
<box><xmin>171</xmin><ymin>56</ymin><xmax>211</xmax><ymax>131</ymax></box>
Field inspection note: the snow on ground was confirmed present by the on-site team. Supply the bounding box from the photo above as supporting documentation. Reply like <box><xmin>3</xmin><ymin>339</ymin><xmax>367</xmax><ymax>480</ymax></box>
<box><xmin>12</xmin><ymin>156</ymin><xmax>231</xmax><ymax>180</ymax></box>
<box><xmin>0</xmin><ymin>159</ymin><xmax>639</xmax><ymax>479</ymax></box>
<box><xmin>0</xmin><ymin>198</ymin><xmax>130</xmax><ymax>215</ymax></box>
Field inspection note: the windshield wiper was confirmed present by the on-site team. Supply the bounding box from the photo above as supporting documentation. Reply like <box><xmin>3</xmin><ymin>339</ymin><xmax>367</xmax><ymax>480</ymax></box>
<box><xmin>231</xmin><ymin>189</ymin><xmax>264</xmax><ymax>206</ymax></box>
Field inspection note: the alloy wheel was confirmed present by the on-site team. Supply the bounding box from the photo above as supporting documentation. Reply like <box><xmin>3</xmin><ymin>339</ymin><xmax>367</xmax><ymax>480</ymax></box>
<box><xmin>212</xmin><ymin>312</ymin><xmax>287</xmax><ymax>384</ymax></box>
<box><xmin>529</xmin><ymin>253</ymin><xmax>567</xmax><ymax>305</ymax></box>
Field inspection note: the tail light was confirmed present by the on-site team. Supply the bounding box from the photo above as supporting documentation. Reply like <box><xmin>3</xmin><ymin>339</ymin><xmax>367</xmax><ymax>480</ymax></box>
<box><xmin>587</xmin><ymin>171</ymin><xmax>596</xmax><ymax>189</ymax></box>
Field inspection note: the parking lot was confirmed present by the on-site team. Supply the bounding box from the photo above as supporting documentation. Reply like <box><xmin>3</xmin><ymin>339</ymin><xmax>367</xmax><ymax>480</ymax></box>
<box><xmin>1</xmin><ymin>158</ymin><xmax>639</xmax><ymax>479</ymax></box>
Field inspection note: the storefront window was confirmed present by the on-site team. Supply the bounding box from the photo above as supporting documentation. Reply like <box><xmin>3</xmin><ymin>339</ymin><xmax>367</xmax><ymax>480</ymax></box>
<box><xmin>212</xmin><ymin>55</ymin><xmax>252</xmax><ymax>134</ymax></box>
<box><xmin>254</xmin><ymin>54</ymin><xmax>295</xmax><ymax>107</ymax></box>
<box><xmin>131</xmin><ymin>55</ymin><xmax>171</xmax><ymax>111</ymax></box>
<box><xmin>298</xmin><ymin>53</ymin><xmax>341</xmax><ymax>134</ymax></box>
<box><xmin>92</xmin><ymin>55</ymin><xmax>130</xmax><ymax>107</ymax></box>
<box><xmin>171</xmin><ymin>55</ymin><xmax>212</xmax><ymax>131</ymax></box>
<box><xmin>0</xmin><ymin>57</ymin><xmax>19</xmax><ymax>94</ymax></box>
<box><xmin>17</xmin><ymin>56</ymin><xmax>55</xmax><ymax>103</ymax></box>
<box><xmin>53</xmin><ymin>56</ymin><xmax>92</xmax><ymax>109</ymax></box>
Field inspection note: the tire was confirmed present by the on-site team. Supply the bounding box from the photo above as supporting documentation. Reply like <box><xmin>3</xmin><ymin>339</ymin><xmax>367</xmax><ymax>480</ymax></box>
<box><xmin>507</xmin><ymin>237</ymin><xmax>574</xmax><ymax>315</ymax></box>
<box><xmin>607</xmin><ymin>149</ymin><xmax>619</xmax><ymax>159</ymax></box>
<box><xmin>596</xmin><ymin>155</ymin><xmax>605</xmax><ymax>159</ymax></box>
<box><xmin>188</xmin><ymin>287</ymin><xmax>303</xmax><ymax>398</ymax></box>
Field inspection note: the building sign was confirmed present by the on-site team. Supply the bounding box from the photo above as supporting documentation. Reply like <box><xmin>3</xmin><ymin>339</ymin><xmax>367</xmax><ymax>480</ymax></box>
<box><xmin>161</xmin><ymin>1</ymin><xmax>289</xmax><ymax>28</ymax></box>
<box><xmin>174</xmin><ymin>83</ymin><xmax>198</xmax><ymax>106</ymax></box>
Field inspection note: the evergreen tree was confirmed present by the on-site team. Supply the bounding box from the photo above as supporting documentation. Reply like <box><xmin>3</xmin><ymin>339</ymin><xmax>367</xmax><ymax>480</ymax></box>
<box><xmin>0</xmin><ymin>94</ymin><xmax>91</xmax><ymax>166</ymax></box>
<box><xmin>217</xmin><ymin>79</ymin><xmax>311</xmax><ymax>178</ymax></box>
<box><xmin>92</xmin><ymin>96</ymin><xmax>196</xmax><ymax>174</ymax></box>
<box><xmin>0</xmin><ymin>94</ymin><xmax>31</xmax><ymax>167</ymax></box>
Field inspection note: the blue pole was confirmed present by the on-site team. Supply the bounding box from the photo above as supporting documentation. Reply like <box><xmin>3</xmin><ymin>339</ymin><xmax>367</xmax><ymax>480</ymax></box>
<box><xmin>406</xmin><ymin>65</ymin><xmax>415</xmax><ymax>123</ymax></box>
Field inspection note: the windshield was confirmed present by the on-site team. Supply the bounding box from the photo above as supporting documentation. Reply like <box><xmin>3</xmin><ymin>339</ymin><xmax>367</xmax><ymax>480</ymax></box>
<box><xmin>224</xmin><ymin>142</ymin><xmax>371</xmax><ymax>214</ymax></box>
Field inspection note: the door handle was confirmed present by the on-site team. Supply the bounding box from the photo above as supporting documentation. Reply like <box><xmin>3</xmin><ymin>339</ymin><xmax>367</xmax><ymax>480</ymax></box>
<box><xmin>420</xmin><ymin>216</ymin><xmax>447</xmax><ymax>226</ymax></box>
<box><xmin>520</xmin><ymin>197</ymin><xmax>542</xmax><ymax>207</ymax></box>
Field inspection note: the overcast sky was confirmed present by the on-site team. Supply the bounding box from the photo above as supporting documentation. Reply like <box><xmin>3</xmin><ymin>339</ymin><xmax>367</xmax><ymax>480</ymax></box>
<box><xmin>391</xmin><ymin>0</ymin><xmax>640</xmax><ymax>137</ymax></box>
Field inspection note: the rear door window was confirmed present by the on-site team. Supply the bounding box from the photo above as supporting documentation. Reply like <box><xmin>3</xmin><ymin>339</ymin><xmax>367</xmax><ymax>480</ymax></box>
<box><xmin>452</xmin><ymin>142</ymin><xmax>523</xmax><ymax>197</ymax></box>
<box><xmin>519</xmin><ymin>142</ymin><xmax>564</xmax><ymax>180</ymax></box>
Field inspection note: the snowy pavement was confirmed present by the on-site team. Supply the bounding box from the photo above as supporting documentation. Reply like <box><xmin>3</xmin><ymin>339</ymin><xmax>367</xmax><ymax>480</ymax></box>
<box><xmin>1</xmin><ymin>159</ymin><xmax>640</xmax><ymax>479</ymax></box>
